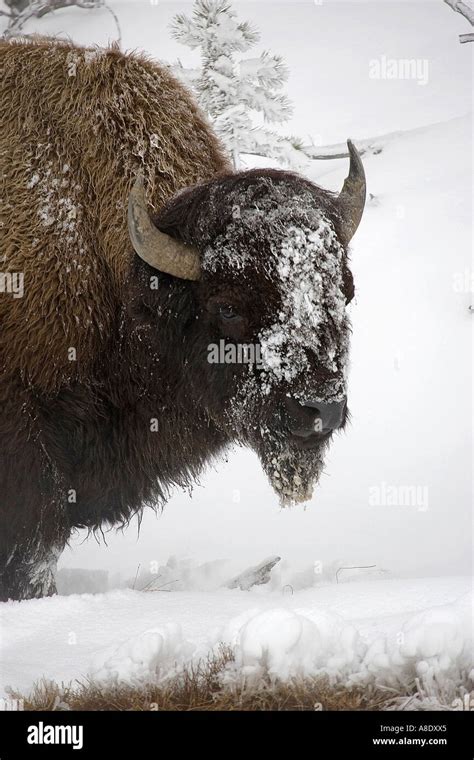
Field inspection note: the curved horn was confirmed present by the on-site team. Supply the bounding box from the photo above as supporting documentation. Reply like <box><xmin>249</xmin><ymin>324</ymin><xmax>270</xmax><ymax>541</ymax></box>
<box><xmin>127</xmin><ymin>174</ymin><xmax>201</xmax><ymax>281</ymax></box>
<box><xmin>337</xmin><ymin>140</ymin><xmax>366</xmax><ymax>245</ymax></box>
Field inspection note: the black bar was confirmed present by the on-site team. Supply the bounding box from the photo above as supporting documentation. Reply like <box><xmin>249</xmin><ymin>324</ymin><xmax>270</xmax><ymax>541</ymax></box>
<box><xmin>0</xmin><ymin>709</ymin><xmax>472</xmax><ymax>757</ymax></box>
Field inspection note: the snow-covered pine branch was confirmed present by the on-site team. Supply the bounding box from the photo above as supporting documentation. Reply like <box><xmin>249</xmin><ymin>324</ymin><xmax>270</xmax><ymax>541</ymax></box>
<box><xmin>170</xmin><ymin>0</ymin><xmax>302</xmax><ymax>169</ymax></box>
<box><xmin>170</xmin><ymin>60</ymin><xmax>202</xmax><ymax>89</ymax></box>
<box><xmin>172</xmin><ymin>0</ymin><xmax>259</xmax><ymax>52</ymax></box>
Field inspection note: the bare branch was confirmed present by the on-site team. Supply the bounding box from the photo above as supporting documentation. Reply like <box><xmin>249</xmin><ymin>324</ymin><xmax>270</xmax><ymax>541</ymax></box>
<box><xmin>444</xmin><ymin>0</ymin><xmax>474</xmax><ymax>25</ymax></box>
<box><xmin>335</xmin><ymin>565</ymin><xmax>376</xmax><ymax>584</ymax></box>
<box><xmin>298</xmin><ymin>146</ymin><xmax>369</xmax><ymax>161</ymax></box>
<box><xmin>443</xmin><ymin>0</ymin><xmax>474</xmax><ymax>42</ymax></box>
<box><xmin>103</xmin><ymin>1</ymin><xmax>121</xmax><ymax>47</ymax></box>
<box><xmin>36</xmin><ymin>0</ymin><xmax>101</xmax><ymax>18</ymax></box>
<box><xmin>294</xmin><ymin>124</ymin><xmax>428</xmax><ymax>162</ymax></box>
<box><xmin>225</xmin><ymin>556</ymin><xmax>281</xmax><ymax>591</ymax></box>
<box><xmin>3</xmin><ymin>0</ymin><xmax>108</xmax><ymax>39</ymax></box>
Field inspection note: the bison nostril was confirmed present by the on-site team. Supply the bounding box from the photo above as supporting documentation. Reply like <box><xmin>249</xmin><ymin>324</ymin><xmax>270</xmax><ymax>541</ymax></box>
<box><xmin>301</xmin><ymin>398</ymin><xmax>347</xmax><ymax>431</ymax></box>
<box><xmin>285</xmin><ymin>396</ymin><xmax>347</xmax><ymax>434</ymax></box>
<box><xmin>283</xmin><ymin>397</ymin><xmax>323</xmax><ymax>436</ymax></box>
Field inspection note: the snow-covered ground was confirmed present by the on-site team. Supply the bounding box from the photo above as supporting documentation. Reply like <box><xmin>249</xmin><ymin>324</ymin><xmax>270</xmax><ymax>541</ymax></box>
<box><xmin>1</xmin><ymin>573</ymin><xmax>471</xmax><ymax>707</ymax></box>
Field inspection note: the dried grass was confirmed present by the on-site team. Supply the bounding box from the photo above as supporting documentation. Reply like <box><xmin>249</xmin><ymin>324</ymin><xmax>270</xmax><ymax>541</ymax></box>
<box><xmin>9</xmin><ymin>647</ymin><xmax>401</xmax><ymax>712</ymax></box>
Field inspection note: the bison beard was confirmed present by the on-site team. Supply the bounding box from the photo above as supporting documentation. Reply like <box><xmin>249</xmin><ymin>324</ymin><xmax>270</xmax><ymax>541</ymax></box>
<box><xmin>229</xmin><ymin>384</ymin><xmax>330</xmax><ymax>505</ymax></box>
<box><xmin>260</xmin><ymin>436</ymin><xmax>328</xmax><ymax>506</ymax></box>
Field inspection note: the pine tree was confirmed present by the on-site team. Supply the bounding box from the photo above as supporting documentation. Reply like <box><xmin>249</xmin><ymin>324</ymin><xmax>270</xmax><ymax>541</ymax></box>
<box><xmin>170</xmin><ymin>0</ymin><xmax>305</xmax><ymax>169</ymax></box>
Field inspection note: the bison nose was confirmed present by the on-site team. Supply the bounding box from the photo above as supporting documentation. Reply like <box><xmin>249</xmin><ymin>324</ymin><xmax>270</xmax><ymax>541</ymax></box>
<box><xmin>284</xmin><ymin>397</ymin><xmax>347</xmax><ymax>438</ymax></box>
<box><xmin>301</xmin><ymin>398</ymin><xmax>347</xmax><ymax>431</ymax></box>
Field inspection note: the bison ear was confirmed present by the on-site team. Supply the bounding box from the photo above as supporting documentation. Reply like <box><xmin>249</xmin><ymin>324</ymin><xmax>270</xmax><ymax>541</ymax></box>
<box><xmin>336</xmin><ymin>140</ymin><xmax>366</xmax><ymax>246</ymax></box>
<box><xmin>127</xmin><ymin>174</ymin><xmax>201</xmax><ymax>281</ymax></box>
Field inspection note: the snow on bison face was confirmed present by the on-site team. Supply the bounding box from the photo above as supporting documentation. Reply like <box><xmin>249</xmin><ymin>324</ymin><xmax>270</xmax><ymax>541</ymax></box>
<box><xmin>128</xmin><ymin>142</ymin><xmax>365</xmax><ymax>505</ymax></box>
<box><xmin>199</xmin><ymin>197</ymin><xmax>352</xmax><ymax>505</ymax></box>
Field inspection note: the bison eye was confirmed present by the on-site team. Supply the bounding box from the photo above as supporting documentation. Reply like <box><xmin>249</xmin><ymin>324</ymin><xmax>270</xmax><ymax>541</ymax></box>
<box><xmin>218</xmin><ymin>304</ymin><xmax>240</xmax><ymax>321</ymax></box>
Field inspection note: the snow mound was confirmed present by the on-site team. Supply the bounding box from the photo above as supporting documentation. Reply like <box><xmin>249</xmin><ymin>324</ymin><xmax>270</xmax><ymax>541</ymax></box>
<box><xmin>385</xmin><ymin>593</ymin><xmax>473</xmax><ymax>691</ymax></box>
<box><xmin>220</xmin><ymin>607</ymin><xmax>360</xmax><ymax>682</ymax></box>
<box><xmin>90</xmin><ymin>624</ymin><xmax>194</xmax><ymax>685</ymax></box>
<box><xmin>218</xmin><ymin>595</ymin><xmax>472</xmax><ymax>695</ymax></box>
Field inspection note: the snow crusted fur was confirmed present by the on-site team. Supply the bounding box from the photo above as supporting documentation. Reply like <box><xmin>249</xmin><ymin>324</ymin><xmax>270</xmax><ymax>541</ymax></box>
<box><xmin>0</xmin><ymin>36</ymin><xmax>231</xmax><ymax>391</ymax></box>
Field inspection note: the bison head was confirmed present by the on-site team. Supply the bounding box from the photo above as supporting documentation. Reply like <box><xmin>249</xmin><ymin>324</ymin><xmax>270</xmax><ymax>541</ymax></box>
<box><xmin>127</xmin><ymin>142</ymin><xmax>366</xmax><ymax>506</ymax></box>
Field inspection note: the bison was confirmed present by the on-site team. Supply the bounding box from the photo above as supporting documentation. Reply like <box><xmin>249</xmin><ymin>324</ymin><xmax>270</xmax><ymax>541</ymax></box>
<box><xmin>0</xmin><ymin>37</ymin><xmax>366</xmax><ymax>601</ymax></box>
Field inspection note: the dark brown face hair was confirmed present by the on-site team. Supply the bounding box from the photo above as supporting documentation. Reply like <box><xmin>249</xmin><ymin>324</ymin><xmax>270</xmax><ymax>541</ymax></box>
<box><xmin>154</xmin><ymin>167</ymin><xmax>355</xmax><ymax>341</ymax></box>
<box><xmin>204</xmin><ymin>291</ymin><xmax>251</xmax><ymax>341</ymax></box>
<box><xmin>199</xmin><ymin>265</ymin><xmax>354</xmax><ymax>344</ymax></box>
<box><xmin>155</xmin><ymin>168</ymin><xmax>346</xmax><ymax>247</ymax></box>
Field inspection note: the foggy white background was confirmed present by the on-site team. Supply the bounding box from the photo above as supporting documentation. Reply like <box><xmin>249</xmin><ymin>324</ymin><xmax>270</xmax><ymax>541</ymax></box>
<box><xmin>8</xmin><ymin>1</ymin><xmax>471</xmax><ymax>582</ymax></box>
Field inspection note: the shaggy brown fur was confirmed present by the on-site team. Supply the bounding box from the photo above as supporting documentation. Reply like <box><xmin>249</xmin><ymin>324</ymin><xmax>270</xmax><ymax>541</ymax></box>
<box><xmin>0</xmin><ymin>36</ymin><xmax>230</xmax><ymax>392</ymax></box>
